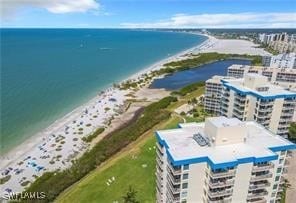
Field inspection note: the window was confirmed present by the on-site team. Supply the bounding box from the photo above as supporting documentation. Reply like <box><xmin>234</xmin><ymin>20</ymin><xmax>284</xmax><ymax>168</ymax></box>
<box><xmin>280</xmin><ymin>151</ymin><xmax>286</xmax><ymax>156</ymax></box>
<box><xmin>275</xmin><ymin>176</ymin><xmax>280</xmax><ymax>182</ymax></box>
<box><xmin>277</xmin><ymin>167</ymin><xmax>282</xmax><ymax>173</ymax></box>
<box><xmin>181</xmin><ymin>200</ymin><xmax>187</xmax><ymax>203</ymax></box>
<box><xmin>181</xmin><ymin>191</ymin><xmax>188</xmax><ymax>198</ymax></box>
<box><xmin>182</xmin><ymin>183</ymin><xmax>188</xmax><ymax>189</ymax></box>
<box><xmin>183</xmin><ymin>173</ymin><xmax>189</xmax><ymax>180</ymax></box>
<box><xmin>273</xmin><ymin>184</ymin><xmax>278</xmax><ymax>190</ymax></box>
<box><xmin>279</xmin><ymin>159</ymin><xmax>284</xmax><ymax>164</ymax></box>
<box><xmin>183</xmin><ymin>164</ymin><xmax>189</xmax><ymax>170</ymax></box>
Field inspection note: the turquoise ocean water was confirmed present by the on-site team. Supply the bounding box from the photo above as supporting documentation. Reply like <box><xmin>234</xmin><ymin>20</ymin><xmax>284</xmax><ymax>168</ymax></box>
<box><xmin>1</xmin><ymin>29</ymin><xmax>206</xmax><ymax>153</ymax></box>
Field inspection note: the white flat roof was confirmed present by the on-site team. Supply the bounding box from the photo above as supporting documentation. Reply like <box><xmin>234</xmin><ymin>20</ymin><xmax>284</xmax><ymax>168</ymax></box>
<box><xmin>156</xmin><ymin>120</ymin><xmax>295</xmax><ymax>167</ymax></box>
<box><xmin>223</xmin><ymin>77</ymin><xmax>295</xmax><ymax>97</ymax></box>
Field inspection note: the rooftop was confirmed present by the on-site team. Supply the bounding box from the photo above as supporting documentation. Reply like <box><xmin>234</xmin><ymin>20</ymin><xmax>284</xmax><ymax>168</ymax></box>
<box><xmin>156</xmin><ymin>117</ymin><xmax>296</xmax><ymax>169</ymax></box>
<box><xmin>221</xmin><ymin>74</ymin><xmax>296</xmax><ymax>99</ymax></box>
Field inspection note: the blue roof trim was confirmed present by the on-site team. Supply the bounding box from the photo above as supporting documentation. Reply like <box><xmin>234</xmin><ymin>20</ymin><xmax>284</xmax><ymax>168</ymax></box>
<box><xmin>155</xmin><ymin>131</ymin><xmax>169</xmax><ymax>149</ymax></box>
<box><xmin>222</xmin><ymin>81</ymin><xmax>296</xmax><ymax>99</ymax></box>
<box><xmin>269</xmin><ymin>144</ymin><xmax>296</xmax><ymax>152</ymax></box>
<box><xmin>155</xmin><ymin>131</ymin><xmax>292</xmax><ymax>170</ymax></box>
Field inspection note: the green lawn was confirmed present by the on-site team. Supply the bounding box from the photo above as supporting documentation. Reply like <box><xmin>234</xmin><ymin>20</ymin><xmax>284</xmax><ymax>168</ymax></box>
<box><xmin>57</xmin><ymin>117</ymin><xmax>182</xmax><ymax>203</ymax></box>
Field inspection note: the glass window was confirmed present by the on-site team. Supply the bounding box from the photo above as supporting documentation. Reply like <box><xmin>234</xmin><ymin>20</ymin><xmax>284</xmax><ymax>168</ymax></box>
<box><xmin>183</xmin><ymin>173</ymin><xmax>189</xmax><ymax>180</ymax></box>
<box><xmin>279</xmin><ymin>159</ymin><xmax>284</xmax><ymax>164</ymax></box>
<box><xmin>275</xmin><ymin>176</ymin><xmax>280</xmax><ymax>181</ymax></box>
<box><xmin>181</xmin><ymin>191</ymin><xmax>187</xmax><ymax>198</ymax></box>
<box><xmin>277</xmin><ymin>167</ymin><xmax>282</xmax><ymax>173</ymax></box>
<box><xmin>181</xmin><ymin>200</ymin><xmax>187</xmax><ymax>203</ymax></box>
<box><xmin>183</xmin><ymin>164</ymin><xmax>189</xmax><ymax>170</ymax></box>
<box><xmin>273</xmin><ymin>184</ymin><xmax>278</xmax><ymax>190</ymax></box>
<box><xmin>182</xmin><ymin>183</ymin><xmax>188</xmax><ymax>189</ymax></box>
<box><xmin>280</xmin><ymin>151</ymin><xmax>286</xmax><ymax>156</ymax></box>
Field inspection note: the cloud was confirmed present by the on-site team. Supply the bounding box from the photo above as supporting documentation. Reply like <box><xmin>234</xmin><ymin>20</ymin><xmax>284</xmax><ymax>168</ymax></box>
<box><xmin>121</xmin><ymin>12</ymin><xmax>296</xmax><ymax>28</ymax></box>
<box><xmin>1</xmin><ymin>0</ymin><xmax>100</xmax><ymax>19</ymax></box>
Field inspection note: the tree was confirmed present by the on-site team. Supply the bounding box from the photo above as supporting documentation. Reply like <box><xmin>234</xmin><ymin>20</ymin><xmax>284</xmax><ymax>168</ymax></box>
<box><xmin>288</xmin><ymin>123</ymin><xmax>296</xmax><ymax>141</ymax></box>
<box><xmin>122</xmin><ymin>186</ymin><xmax>139</xmax><ymax>203</ymax></box>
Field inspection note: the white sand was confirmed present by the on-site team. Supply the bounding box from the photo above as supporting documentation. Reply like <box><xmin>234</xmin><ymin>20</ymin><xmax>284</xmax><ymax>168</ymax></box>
<box><xmin>198</xmin><ymin>35</ymin><xmax>271</xmax><ymax>56</ymax></box>
<box><xmin>0</xmin><ymin>33</ymin><xmax>269</xmax><ymax>195</ymax></box>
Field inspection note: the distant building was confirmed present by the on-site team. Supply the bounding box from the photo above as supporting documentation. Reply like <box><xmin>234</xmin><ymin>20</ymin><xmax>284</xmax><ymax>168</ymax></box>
<box><xmin>227</xmin><ymin>64</ymin><xmax>296</xmax><ymax>88</ymax></box>
<box><xmin>204</xmin><ymin>74</ymin><xmax>296</xmax><ymax>137</ymax></box>
<box><xmin>269</xmin><ymin>53</ymin><xmax>296</xmax><ymax>69</ymax></box>
<box><xmin>156</xmin><ymin>116</ymin><xmax>296</xmax><ymax>203</ymax></box>
<box><xmin>258</xmin><ymin>33</ymin><xmax>296</xmax><ymax>53</ymax></box>
<box><xmin>204</xmin><ymin>76</ymin><xmax>231</xmax><ymax>115</ymax></box>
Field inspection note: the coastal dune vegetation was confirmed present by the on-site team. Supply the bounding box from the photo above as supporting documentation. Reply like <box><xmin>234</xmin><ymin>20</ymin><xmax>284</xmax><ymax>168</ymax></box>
<box><xmin>19</xmin><ymin>96</ymin><xmax>178</xmax><ymax>202</ymax></box>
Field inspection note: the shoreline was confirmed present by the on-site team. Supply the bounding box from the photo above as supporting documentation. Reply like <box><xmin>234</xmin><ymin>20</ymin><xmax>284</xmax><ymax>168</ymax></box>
<box><xmin>0</xmin><ymin>32</ymin><xmax>209</xmax><ymax>159</ymax></box>
<box><xmin>0</xmin><ymin>32</ymin><xmax>212</xmax><ymax>194</ymax></box>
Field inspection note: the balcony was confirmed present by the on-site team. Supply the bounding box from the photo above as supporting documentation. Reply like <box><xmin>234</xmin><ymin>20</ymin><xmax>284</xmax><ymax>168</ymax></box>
<box><xmin>249</xmin><ymin>182</ymin><xmax>271</xmax><ymax>190</ymax></box>
<box><xmin>208</xmin><ymin>189</ymin><xmax>233</xmax><ymax>198</ymax></box>
<box><xmin>167</xmin><ymin>173</ymin><xmax>181</xmax><ymax>185</ymax></box>
<box><xmin>167</xmin><ymin>164</ymin><xmax>182</xmax><ymax>176</ymax></box>
<box><xmin>156</xmin><ymin>156</ymin><xmax>163</xmax><ymax>168</ymax></box>
<box><xmin>247</xmin><ymin>197</ymin><xmax>267</xmax><ymax>203</ymax></box>
<box><xmin>247</xmin><ymin>191</ymin><xmax>268</xmax><ymax>200</ymax></box>
<box><xmin>250</xmin><ymin>173</ymin><xmax>272</xmax><ymax>182</ymax></box>
<box><xmin>167</xmin><ymin>181</ymin><xmax>181</xmax><ymax>194</ymax></box>
<box><xmin>252</xmin><ymin>163</ymin><xmax>274</xmax><ymax>172</ymax></box>
<box><xmin>234</xmin><ymin>98</ymin><xmax>246</xmax><ymax>105</ymax></box>
<box><xmin>209</xmin><ymin>169</ymin><xmax>236</xmax><ymax>179</ymax></box>
<box><xmin>208</xmin><ymin>196</ymin><xmax>232</xmax><ymax>203</ymax></box>
<box><xmin>208</xmin><ymin>179</ymin><xmax>235</xmax><ymax>189</ymax></box>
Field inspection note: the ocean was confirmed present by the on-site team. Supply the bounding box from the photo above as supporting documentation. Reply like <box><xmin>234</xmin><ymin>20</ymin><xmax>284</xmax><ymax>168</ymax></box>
<box><xmin>1</xmin><ymin>29</ymin><xmax>207</xmax><ymax>153</ymax></box>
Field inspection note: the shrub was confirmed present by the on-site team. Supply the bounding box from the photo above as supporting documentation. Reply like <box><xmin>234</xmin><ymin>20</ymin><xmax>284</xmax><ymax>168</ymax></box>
<box><xmin>82</xmin><ymin>128</ymin><xmax>105</xmax><ymax>143</ymax></box>
<box><xmin>22</xmin><ymin>96</ymin><xmax>177</xmax><ymax>202</ymax></box>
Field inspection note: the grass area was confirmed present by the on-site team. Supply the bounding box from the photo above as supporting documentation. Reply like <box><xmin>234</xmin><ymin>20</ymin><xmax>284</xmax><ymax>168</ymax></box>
<box><xmin>56</xmin><ymin>83</ymin><xmax>205</xmax><ymax>203</ymax></box>
<box><xmin>56</xmin><ymin>116</ymin><xmax>182</xmax><ymax>203</ymax></box>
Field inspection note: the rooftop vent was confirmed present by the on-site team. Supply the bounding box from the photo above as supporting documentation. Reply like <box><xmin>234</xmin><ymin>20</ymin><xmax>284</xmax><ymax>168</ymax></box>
<box><xmin>256</xmin><ymin>86</ymin><xmax>269</xmax><ymax>92</ymax></box>
<box><xmin>193</xmin><ymin>133</ymin><xmax>210</xmax><ymax>147</ymax></box>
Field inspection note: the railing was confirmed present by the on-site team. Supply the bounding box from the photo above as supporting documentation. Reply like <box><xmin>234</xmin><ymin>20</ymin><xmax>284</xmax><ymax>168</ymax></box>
<box><xmin>208</xmin><ymin>189</ymin><xmax>233</xmax><ymax>198</ymax></box>
<box><xmin>167</xmin><ymin>181</ymin><xmax>181</xmax><ymax>194</ymax></box>
<box><xmin>208</xmin><ymin>179</ymin><xmax>235</xmax><ymax>188</ymax></box>
<box><xmin>249</xmin><ymin>182</ymin><xmax>271</xmax><ymax>190</ymax></box>
<box><xmin>209</xmin><ymin>169</ymin><xmax>236</xmax><ymax>178</ymax></box>
<box><xmin>208</xmin><ymin>197</ymin><xmax>232</xmax><ymax>203</ymax></box>
<box><xmin>247</xmin><ymin>191</ymin><xmax>268</xmax><ymax>199</ymax></box>
<box><xmin>167</xmin><ymin>164</ymin><xmax>182</xmax><ymax>176</ymax></box>
<box><xmin>250</xmin><ymin>173</ymin><xmax>272</xmax><ymax>181</ymax></box>
<box><xmin>167</xmin><ymin>173</ymin><xmax>181</xmax><ymax>185</ymax></box>
<box><xmin>252</xmin><ymin>163</ymin><xmax>274</xmax><ymax>172</ymax></box>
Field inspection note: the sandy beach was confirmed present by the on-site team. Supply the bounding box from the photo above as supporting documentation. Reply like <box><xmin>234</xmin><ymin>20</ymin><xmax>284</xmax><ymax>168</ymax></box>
<box><xmin>0</xmin><ymin>33</ymin><xmax>268</xmax><ymax>195</ymax></box>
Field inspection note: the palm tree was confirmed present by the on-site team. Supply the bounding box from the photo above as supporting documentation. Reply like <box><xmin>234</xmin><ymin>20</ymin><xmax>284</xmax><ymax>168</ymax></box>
<box><xmin>122</xmin><ymin>185</ymin><xmax>139</xmax><ymax>203</ymax></box>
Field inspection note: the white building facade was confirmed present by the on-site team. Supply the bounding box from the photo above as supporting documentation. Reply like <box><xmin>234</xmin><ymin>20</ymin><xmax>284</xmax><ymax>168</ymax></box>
<box><xmin>204</xmin><ymin>74</ymin><xmax>296</xmax><ymax>137</ymax></box>
<box><xmin>156</xmin><ymin>117</ymin><xmax>296</xmax><ymax>203</ymax></box>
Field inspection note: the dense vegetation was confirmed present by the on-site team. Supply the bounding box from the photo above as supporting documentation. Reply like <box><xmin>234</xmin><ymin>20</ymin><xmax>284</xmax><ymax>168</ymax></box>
<box><xmin>20</xmin><ymin>96</ymin><xmax>177</xmax><ymax>202</ymax></box>
<box><xmin>152</xmin><ymin>52</ymin><xmax>262</xmax><ymax>76</ymax></box>
<box><xmin>172</xmin><ymin>81</ymin><xmax>205</xmax><ymax>96</ymax></box>
<box><xmin>81</xmin><ymin>127</ymin><xmax>105</xmax><ymax>143</ymax></box>
<box><xmin>288</xmin><ymin>122</ymin><xmax>296</xmax><ymax>141</ymax></box>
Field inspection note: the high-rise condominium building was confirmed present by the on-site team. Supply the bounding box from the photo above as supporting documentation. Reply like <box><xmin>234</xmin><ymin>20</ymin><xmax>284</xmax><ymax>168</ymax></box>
<box><xmin>204</xmin><ymin>74</ymin><xmax>296</xmax><ymax>137</ymax></box>
<box><xmin>262</xmin><ymin>53</ymin><xmax>296</xmax><ymax>69</ymax></box>
<box><xmin>155</xmin><ymin>116</ymin><xmax>295</xmax><ymax>203</ymax></box>
<box><xmin>227</xmin><ymin>64</ymin><xmax>296</xmax><ymax>88</ymax></box>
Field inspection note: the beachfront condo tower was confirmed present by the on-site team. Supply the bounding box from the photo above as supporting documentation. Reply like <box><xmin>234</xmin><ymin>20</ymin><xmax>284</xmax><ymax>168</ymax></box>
<box><xmin>204</xmin><ymin>73</ymin><xmax>296</xmax><ymax>137</ymax></box>
<box><xmin>155</xmin><ymin>116</ymin><xmax>295</xmax><ymax>203</ymax></box>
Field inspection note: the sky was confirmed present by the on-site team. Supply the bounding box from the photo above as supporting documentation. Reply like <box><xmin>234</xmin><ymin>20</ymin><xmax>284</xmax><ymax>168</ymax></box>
<box><xmin>1</xmin><ymin>0</ymin><xmax>296</xmax><ymax>28</ymax></box>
